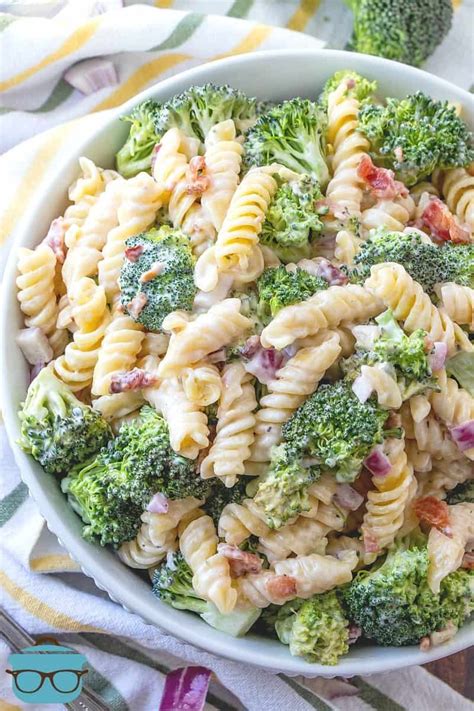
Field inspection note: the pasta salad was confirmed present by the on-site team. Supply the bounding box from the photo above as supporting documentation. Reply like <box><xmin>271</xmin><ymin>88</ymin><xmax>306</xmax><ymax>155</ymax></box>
<box><xmin>15</xmin><ymin>75</ymin><xmax>474</xmax><ymax>665</ymax></box>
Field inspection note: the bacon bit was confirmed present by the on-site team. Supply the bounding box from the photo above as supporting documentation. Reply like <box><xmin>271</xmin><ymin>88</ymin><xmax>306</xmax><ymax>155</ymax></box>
<box><xmin>414</xmin><ymin>496</ymin><xmax>452</xmax><ymax>536</ymax></box>
<box><xmin>385</xmin><ymin>411</ymin><xmax>402</xmax><ymax>431</ymax></box>
<box><xmin>419</xmin><ymin>636</ymin><xmax>431</xmax><ymax>651</ymax></box>
<box><xmin>125</xmin><ymin>244</ymin><xmax>144</xmax><ymax>262</ymax></box>
<box><xmin>217</xmin><ymin>543</ymin><xmax>263</xmax><ymax>578</ymax></box>
<box><xmin>140</xmin><ymin>261</ymin><xmax>164</xmax><ymax>283</ymax></box>
<box><xmin>363</xmin><ymin>530</ymin><xmax>380</xmax><ymax>554</ymax></box>
<box><xmin>394</xmin><ymin>146</ymin><xmax>404</xmax><ymax>163</ymax></box>
<box><xmin>127</xmin><ymin>292</ymin><xmax>148</xmax><ymax>318</ymax></box>
<box><xmin>265</xmin><ymin>574</ymin><xmax>297</xmax><ymax>602</ymax></box>
<box><xmin>312</xmin><ymin>258</ymin><xmax>348</xmax><ymax>286</ymax></box>
<box><xmin>186</xmin><ymin>155</ymin><xmax>209</xmax><ymax>195</ymax></box>
<box><xmin>346</xmin><ymin>77</ymin><xmax>356</xmax><ymax>90</ymax></box>
<box><xmin>462</xmin><ymin>551</ymin><xmax>474</xmax><ymax>570</ymax></box>
<box><xmin>421</xmin><ymin>196</ymin><xmax>470</xmax><ymax>243</ymax></box>
<box><xmin>150</xmin><ymin>143</ymin><xmax>161</xmax><ymax>172</ymax></box>
<box><xmin>42</xmin><ymin>217</ymin><xmax>66</xmax><ymax>263</ymax></box>
<box><xmin>110</xmin><ymin>367</ymin><xmax>158</xmax><ymax>394</ymax></box>
<box><xmin>348</xmin><ymin>624</ymin><xmax>362</xmax><ymax>645</ymax></box>
<box><xmin>357</xmin><ymin>155</ymin><xmax>408</xmax><ymax>199</ymax></box>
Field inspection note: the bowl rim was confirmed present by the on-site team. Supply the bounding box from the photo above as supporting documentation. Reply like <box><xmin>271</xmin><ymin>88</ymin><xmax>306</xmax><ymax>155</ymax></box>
<box><xmin>2</xmin><ymin>47</ymin><xmax>473</xmax><ymax>677</ymax></box>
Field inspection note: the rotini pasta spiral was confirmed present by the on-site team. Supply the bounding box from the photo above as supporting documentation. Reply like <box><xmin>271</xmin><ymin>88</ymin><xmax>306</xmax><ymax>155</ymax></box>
<box><xmin>427</xmin><ymin>502</ymin><xmax>474</xmax><ymax>593</ymax></box>
<box><xmin>236</xmin><ymin>570</ymin><xmax>297</xmax><ymax>608</ymax></box>
<box><xmin>218</xmin><ymin>499</ymin><xmax>270</xmax><ymax>545</ymax></box>
<box><xmin>430</xmin><ymin>371</ymin><xmax>474</xmax><ymax>459</ymax></box>
<box><xmin>356</xmin><ymin>364</ymin><xmax>403</xmax><ymax>409</ymax></box>
<box><xmin>409</xmin><ymin>181</ymin><xmax>439</xmax><ymax>205</ymax></box>
<box><xmin>180</xmin><ymin>203</ymin><xmax>216</xmax><ymax>257</ymax></box>
<box><xmin>362</xmin><ymin>438</ymin><xmax>415</xmax><ymax>551</ymax></box>
<box><xmin>249</xmin><ymin>333</ymin><xmax>341</xmax><ymax>465</ymax></box>
<box><xmin>158</xmin><ymin>299</ymin><xmax>251</xmax><ymax>377</ymax></box>
<box><xmin>260</xmin><ymin>284</ymin><xmax>382</xmax><ymax>350</ymax></box>
<box><xmin>273</xmin><ymin>551</ymin><xmax>358</xmax><ymax>599</ymax></box>
<box><xmin>200</xmin><ymin>363</ymin><xmax>257</xmax><ymax>486</ymax></box>
<box><xmin>179</xmin><ymin>514</ymin><xmax>237</xmax><ymax>614</ymax></box>
<box><xmin>435</xmin><ymin>282</ymin><xmax>474</xmax><ymax>329</ymax></box>
<box><xmin>361</xmin><ymin>194</ymin><xmax>415</xmax><ymax>232</ymax></box>
<box><xmin>146</xmin><ymin>376</ymin><xmax>209</xmax><ymax>459</ymax></box>
<box><xmin>365</xmin><ymin>263</ymin><xmax>468</xmax><ymax>355</ymax></box>
<box><xmin>326</xmin><ymin>534</ymin><xmax>377</xmax><ymax>569</ymax></box>
<box><xmin>98</xmin><ymin>173</ymin><xmax>163</xmax><ymax>302</ymax></box>
<box><xmin>334</xmin><ymin>229</ymin><xmax>362</xmax><ymax>265</ymax></box>
<box><xmin>118</xmin><ymin>525</ymin><xmax>177</xmax><ymax>569</ymax></box>
<box><xmin>181</xmin><ymin>363</ymin><xmax>222</xmax><ymax>407</ymax></box>
<box><xmin>63</xmin><ymin>157</ymin><xmax>118</xmax><ymax>231</ymax></box>
<box><xmin>325</xmin><ymin>82</ymin><xmax>370</xmax><ymax>227</ymax></box>
<box><xmin>91</xmin><ymin>308</ymin><xmax>144</xmax><ymax>396</ymax></box>
<box><xmin>92</xmin><ymin>391</ymin><xmax>145</xmax><ymax>421</ymax></box>
<box><xmin>402</xmin><ymin>408</ymin><xmax>464</xmax><ymax>462</ymax></box>
<box><xmin>202</xmin><ymin>119</ymin><xmax>243</xmax><ymax>230</ymax></box>
<box><xmin>433</xmin><ymin>167</ymin><xmax>474</xmax><ymax>232</ymax></box>
<box><xmin>258</xmin><ymin>517</ymin><xmax>330</xmax><ymax>564</ymax></box>
<box><xmin>417</xmin><ymin>458</ymin><xmax>474</xmax><ymax>499</ymax></box>
<box><xmin>54</xmin><ymin>277</ymin><xmax>110</xmax><ymax>391</ymax></box>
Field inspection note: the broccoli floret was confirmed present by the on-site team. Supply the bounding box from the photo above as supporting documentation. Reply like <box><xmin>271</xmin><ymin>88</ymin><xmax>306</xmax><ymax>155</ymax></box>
<box><xmin>244</xmin><ymin>99</ymin><xmax>329</xmax><ymax>186</ymax></box>
<box><xmin>358</xmin><ymin>92</ymin><xmax>474</xmax><ymax>185</ymax></box>
<box><xmin>344</xmin><ymin>542</ymin><xmax>474</xmax><ymax>646</ymax></box>
<box><xmin>350</xmin><ymin>229</ymin><xmax>474</xmax><ymax>297</ymax></box>
<box><xmin>258</xmin><ymin>175</ymin><xmax>325</xmax><ymax>263</ymax></box>
<box><xmin>153</xmin><ymin>552</ymin><xmax>261</xmax><ymax>636</ymax></box>
<box><xmin>116</xmin><ymin>100</ymin><xmax>162</xmax><ymax>178</ymax></box>
<box><xmin>281</xmin><ymin>380</ymin><xmax>390</xmax><ymax>484</ymax></box>
<box><xmin>256</xmin><ymin>266</ymin><xmax>328</xmax><ymax>325</ymax></box>
<box><xmin>254</xmin><ymin>445</ymin><xmax>318</xmax><ymax>529</ymax></box>
<box><xmin>120</xmin><ymin>226</ymin><xmax>196</xmax><ymax>331</ymax></box>
<box><xmin>155</xmin><ymin>83</ymin><xmax>261</xmax><ymax>143</ymax></box>
<box><xmin>343</xmin><ymin>310</ymin><xmax>437</xmax><ymax>400</ymax></box>
<box><xmin>320</xmin><ymin>70</ymin><xmax>377</xmax><ymax>108</ymax></box>
<box><xmin>345</xmin><ymin>0</ymin><xmax>453</xmax><ymax>68</ymax></box>
<box><xmin>62</xmin><ymin>458</ymin><xmax>141</xmax><ymax>547</ymax></box>
<box><xmin>273</xmin><ymin>592</ymin><xmax>350</xmax><ymax>665</ymax></box>
<box><xmin>204</xmin><ymin>478</ymin><xmax>248</xmax><ymax>526</ymax></box>
<box><xmin>446</xmin><ymin>352</ymin><xmax>474</xmax><ymax>396</ymax></box>
<box><xmin>19</xmin><ymin>366</ymin><xmax>111</xmax><ymax>476</ymax></box>
<box><xmin>446</xmin><ymin>480</ymin><xmax>474</xmax><ymax>505</ymax></box>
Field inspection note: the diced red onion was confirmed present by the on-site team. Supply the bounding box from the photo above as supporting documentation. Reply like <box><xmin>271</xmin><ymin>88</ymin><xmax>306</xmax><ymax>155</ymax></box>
<box><xmin>159</xmin><ymin>666</ymin><xmax>212</xmax><ymax>711</ymax></box>
<box><xmin>334</xmin><ymin>484</ymin><xmax>364</xmax><ymax>511</ymax></box>
<box><xmin>348</xmin><ymin>624</ymin><xmax>362</xmax><ymax>645</ymax></box>
<box><xmin>429</xmin><ymin>341</ymin><xmax>448</xmax><ymax>372</ymax></box>
<box><xmin>42</xmin><ymin>217</ymin><xmax>66</xmax><ymax>263</ymax></box>
<box><xmin>352</xmin><ymin>373</ymin><xmax>373</xmax><ymax>404</ymax></box>
<box><xmin>64</xmin><ymin>58</ymin><xmax>118</xmax><ymax>95</ymax></box>
<box><xmin>244</xmin><ymin>346</ymin><xmax>286</xmax><ymax>384</ymax></box>
<box><xmin>364</xmin><ymin>445</ymin><xmax>392</xmax><ymax>477</ymax></box>
<box><xmin>450</xmin><ymin>420</ymin><xmax>474</xmax><ymax>451</ymax></box>
<box><xmin>147</xmin><ymin>493</ymin><xmax>169</xmax><ymax>514</ymax></box>
<box><xmin>30</xmin><ymin>362</ymin><xmax>46</xmax><ymax>383</ymax></box>
<box><xmin>240</xmin><ymin>335</ymin><xmax>261</xmax><ymax>359</ymax></box>
<box><xmin>17</xmin><ymin>327</ymin><xmax>53</xmax><ymax>365</ymax></box>
<box><xmin>312</xmin><ymin>258</ymin><xmax>349</xmax><ymax>286</ymax></box>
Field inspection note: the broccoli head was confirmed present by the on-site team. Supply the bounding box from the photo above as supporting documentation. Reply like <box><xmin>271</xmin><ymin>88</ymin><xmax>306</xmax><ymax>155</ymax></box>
<box><xmin>281</xmin><ymin>380</ymin><xmax>390</xmax><ymax>483</ymax></box>
<box><xmin>62</xmin><ymin>458</ymin><xmax>141</xmax><ymax>547</ymax></box>
<box><xmin>273</xmin><ymin>591</ymin><xmax>350</xmax><ymax>665</ymax></box>
<box><xmin>203</xmin><ymin>478</ymin><xmax>248</xmax><ymax>526</ymax></box>
<box><xmin>153</xmin><ymin>552</ymin><xmax>261</xmax><ymax>636</ymax></box>
<box><xmin>358</xmin><ymin>92</ymin><xmax>474</xmax><ymax>185</ymax></box>
<box><xmin>19</xmin><ymin>366</ymin><xmax>111</xmax><ymax>475</ymax></box>
<box><xmin>343</xmin><ymin>310</ymin><xmax>437</xmax><ymax>400</ymax></box>
<box><xmin>155</xmin><ymin>83</ymin><xmax>261</xmax><ymax>143</ymax></box>
<box><xmin>349</xmin><ymin>229</ymin><xmax>474</xmax><ymax>297</ymax></box>
<box><xmin>445</xmin><ymin>480</ymin><xmax>474</xmax><ymax>505</ymax></box>
<box><xmin>320</xmin><ymin>70</ymin><xmax>377</xmax><ymax>108</ymax></box>
<box><xmin>244</xmin><ymin>99</ymin><xmax>329</xmax><ymax>186</ymax></box>
<box><xmin>344</xmin><ymin>541</ymin><xmax>474</xmax><ymax>646</ymax></box>
<box><xmin>116</xmin><ymin>99</ymin><xmax>162</xmax><ymax>178</ymax></box>
<box><xmin>345</xmin><ymin>0</ymin><xmax>453</xmax><ymax>68</ymax></box>
<box><xmin>254</xmin><ymin>445</ymin><xmax>318</xmax><ymax>529</ymax></box>
<box><xmin>120</xmin><ymin>225</ymin><xmax>196</xmax><ymax>331</ymax></box>
<box><xmin>258</xmin><ymin>175</ymin><xmax>325</xmax><ymax>263</ymax></box>
<box><xmin>256</xmin><ymin>265</ymin><xmax>328</xmax><ymax>325</ymax></box>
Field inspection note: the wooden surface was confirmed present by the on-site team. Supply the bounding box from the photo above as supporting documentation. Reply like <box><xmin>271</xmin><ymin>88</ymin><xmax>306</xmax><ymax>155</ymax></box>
<box><xmin>424</xmin><ymin>648</ymin><xmax>473</xmax><ymax>700</ymax></box>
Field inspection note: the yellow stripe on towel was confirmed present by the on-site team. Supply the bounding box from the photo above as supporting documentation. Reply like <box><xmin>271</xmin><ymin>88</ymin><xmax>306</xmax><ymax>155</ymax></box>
<box><xmin>212</xmin><ymin>25</ymin><xmax>273</xmax><ymax>59</ymax></box>
<box><xmin>30</xmin><ymin>554</ymin><xmax>81</xmax><ymax>573</ymax></box>
<box><xmin>286</xmin><ymin>0</ymin><xmax>321</xmax><ymax>32</ymax></box>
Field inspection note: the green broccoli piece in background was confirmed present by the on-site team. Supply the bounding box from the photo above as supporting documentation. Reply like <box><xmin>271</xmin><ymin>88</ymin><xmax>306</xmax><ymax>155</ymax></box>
<box><xmin>116</xmin><ymin>99</ymin><xmax>162</xmax><ymax>178</ymax></box>
<box><xmin>256</xmin><ymin>266</ymin><xmax>328</xmax><ymax>325</ymax></box>
<box><xmin>358</xmin><ymin>92</ymin><xmax>474</xmax><ymax>185</ymax></box>
<box><xmin>446</xmin><ymin>352</ymin><xmax>474</xmax><ymax>396</ymax></box>
<box><xmin>254</xmin><ymin>445</ymin><xmax>318</xmax><ymax>529</ymax></box>
<box><xmin>62</xmin><ymin>458</ymin><xmax>142</xmax><ymax>547</ymax></box>
<box><xmin>320</xmin><ymin>70</ymin><xmax>377</xmax><ymax>108</ymax></box>
<box><xmin>259</xmin><ymin>175</ymin><xmax>325</xmax><ymax>263</ymax></box>
<box><xmin>153</xmin><ymin>552</ymin><xmax>261</xmax><ymax>636</ymax></box>
<box><xmin>155</xmin><ymin>83</ymin><xmax>261</xmax><ymax>142</ymax></box>
<box><xmin>281</xmin><ymin>380</ymin><xmax>390</xmax><ymax>484</ymax></box>
<box><xmin>344</xmin><ymin>542</ymin><xmax>474</xmax><ymax>646</ymax></box>
<box><xmin>19</xmin><ymin>366</ymin><xmax>111</xmax><ymax>476</ymax></box>
<box><xmin>273</xmin><ymin>591</ymin><xmax>350</xmax><ymax>665</ymax></box>
<box><xmin>349</xmin><ymin>229</ymin><xmax>474</xmax><ymax>297</ymax></box>
<box><xmin>244</xmin><ymin>99</ymin><xmax>329</xmax><ymax>186</ymax></box>
<box><xmin>345</xmin><ymin>0</ymin><xmax>453</xmax><ymax>68</ymax></box>
<box><xmin>446</xmin><ymin>480</ymin><xmax>474</xmax><ymax>505</ymax></box>
<box><xmin>120</xmin><ymin>226</ymin><xmax>196</xmax><ymax>332</ymax></box>
<box><xmin>204</xmin><ymin>478</ymin><xmax>248</xmax><ymax>526</ymax></box>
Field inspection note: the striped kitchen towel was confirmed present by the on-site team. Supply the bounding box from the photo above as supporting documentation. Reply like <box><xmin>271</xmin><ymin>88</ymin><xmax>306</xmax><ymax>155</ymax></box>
<box><xmin>1</xmin><ymin>3</ymin><xmax>473</xmax><ymax>710</ymax></box>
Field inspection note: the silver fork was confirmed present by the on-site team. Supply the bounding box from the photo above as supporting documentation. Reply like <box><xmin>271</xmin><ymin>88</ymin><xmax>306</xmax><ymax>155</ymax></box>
<box><xmin>0</xmin><ymin>607</ymin><xmax>110</xmax><ymax>711</ymax></box>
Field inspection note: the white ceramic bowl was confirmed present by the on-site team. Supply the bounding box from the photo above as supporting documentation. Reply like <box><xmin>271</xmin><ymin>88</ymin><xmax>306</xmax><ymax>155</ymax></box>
<box><xmin>2</xmin><ymin>49</ymin><xmax>473</xmax><ymax>677</ymax></box>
